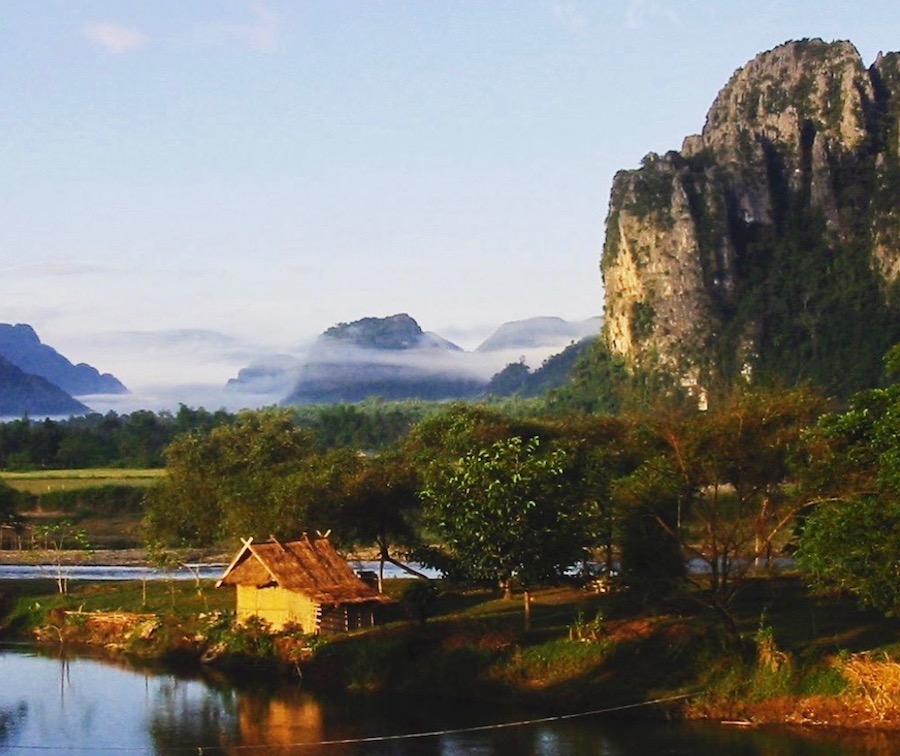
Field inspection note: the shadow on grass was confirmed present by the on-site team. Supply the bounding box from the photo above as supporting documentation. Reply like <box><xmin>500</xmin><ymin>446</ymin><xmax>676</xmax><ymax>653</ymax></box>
<box><xmin>727</xmin><ymin>575</ymin><xmax>900</xmax><ymax>659</ymax></box>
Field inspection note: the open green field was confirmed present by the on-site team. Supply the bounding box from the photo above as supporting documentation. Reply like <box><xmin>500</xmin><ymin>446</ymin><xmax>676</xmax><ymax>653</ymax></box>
<box><xmin>1</xmin><ymin>469</ymin><xmax>166</xmax><ymax>494</ymax></box>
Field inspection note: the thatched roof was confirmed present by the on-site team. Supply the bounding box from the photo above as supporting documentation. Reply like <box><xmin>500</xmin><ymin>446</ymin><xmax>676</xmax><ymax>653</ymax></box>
<box><xmin>216</xmin><ymin>535</ymin><xmax>392</xmax><ymax>605</ymax></box>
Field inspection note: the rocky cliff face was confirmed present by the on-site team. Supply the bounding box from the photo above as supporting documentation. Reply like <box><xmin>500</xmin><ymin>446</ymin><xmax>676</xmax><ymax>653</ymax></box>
<box><xmin>602</xmin><ymin>39</ymin><xmax>900</xmax><ymax>399</ymax></box>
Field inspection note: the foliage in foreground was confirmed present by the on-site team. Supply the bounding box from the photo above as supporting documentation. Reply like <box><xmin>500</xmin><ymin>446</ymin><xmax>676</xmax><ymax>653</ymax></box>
<box><xmin>796</xmin><ymin>368</ymin><xmax>900</xmax><ymax>615</ymax></box>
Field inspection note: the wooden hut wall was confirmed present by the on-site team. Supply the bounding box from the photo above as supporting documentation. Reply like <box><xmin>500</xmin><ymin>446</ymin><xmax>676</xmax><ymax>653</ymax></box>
<box><xmin>235</xmin><ymin>584</ymin><xmax>319</xmax><ymax>632</ymax></box>
<box><xmin>317</xmin><ymin>604</ymin><xmax>346</xmax><ymax>634</ymax></box>
<box><xmin>347</xmin><ymin>604</ymin><xmax>375</xmax><ymax>630</ymax></box>
<box><xmin>317</xmin><ymin>603</ymin><xmax>376</xmax><ymax>634</ymax></box>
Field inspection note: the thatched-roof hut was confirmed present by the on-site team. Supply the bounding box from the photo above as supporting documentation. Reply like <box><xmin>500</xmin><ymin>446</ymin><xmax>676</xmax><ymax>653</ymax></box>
<box><xmin>216</xmin><ymin>535</ymin><xmax>393</xmax><ymax>633</ymax></box>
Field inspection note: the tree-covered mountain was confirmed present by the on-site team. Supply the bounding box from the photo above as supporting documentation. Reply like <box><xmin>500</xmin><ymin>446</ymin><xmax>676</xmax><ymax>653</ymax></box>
<box><xmin>485</xmin><ymin>338</ymin><xmax>597</xmax><ymax>398</ymax></box>
<box><xmin>601</xmin><ymin>39</ymin><xmax>900</xmax><ymax>402</ymax></box>
<box><xmin>282</xmin><ymin>314</ymin><xmax>483</xmax><ymax>405</ymax></box>
<box><xmin>0</xmin><ymin>355</ymin><xmax>89</xmax><ymax>417</ymax></box>
<box><xmin>322</xmin><ymin>314</ymin><xmax>463</xmax><ymax>352</ymax></box>
<box><xmin>0</xmin><ymin>324</ymin><xmax>127</xmax><ymax>396</ymax></box>
<box><xmin>225</xmin><ymin>314</ymin><xmax>600</xmax><ymax>405</ymax></box>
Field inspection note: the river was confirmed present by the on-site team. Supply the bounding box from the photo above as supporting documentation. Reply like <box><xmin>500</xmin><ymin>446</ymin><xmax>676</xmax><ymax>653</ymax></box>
<box><xmin>0</xmin><ymin>646</ymin><xmax>892</xmax><ymax>755</ymax></box>
<box><xmin>0</xmin><ymin>560</ymin><xmax>436</xmax><ymax>582</ymax></box>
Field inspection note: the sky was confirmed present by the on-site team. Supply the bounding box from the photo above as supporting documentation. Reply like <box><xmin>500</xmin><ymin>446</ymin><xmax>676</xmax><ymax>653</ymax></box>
<box><xmin>4</xmin><ymin>1</ymin><xmax>900</xmax><ymax>411</ymax></box>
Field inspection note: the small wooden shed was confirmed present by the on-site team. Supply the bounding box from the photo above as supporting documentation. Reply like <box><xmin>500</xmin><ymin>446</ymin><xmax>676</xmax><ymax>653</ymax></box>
<box><xmin>216</xmin><ymin>535</ymin><xmax>393</xmax><ymax>634</ymax></box>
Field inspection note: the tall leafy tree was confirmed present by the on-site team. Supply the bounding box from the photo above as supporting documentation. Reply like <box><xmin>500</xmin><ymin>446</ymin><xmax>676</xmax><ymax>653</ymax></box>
<box><xmin>421</xmin><ymin>436</ymin><xmax>585</xmax><ymax>596</ymax></box>
<box><xmin>552</xmin><ymin>413</ymin><xmax>638</xmax><ymax>574</ymax></box>
<box><xmin>0</xmin><ymin>481</ymin><xmax>20</xmax><ymax>530</ymax></box>
<box><xmin>797</xmin><ymin>351</ymin><xmax>900</xmax><ymax>614</ymax></box>
<box><xmin>797</xmin><ymin>494</ymin><xmax>900</xmax><ymax>615</ymax></box>
<box><xmin>332</xmin><ymin>450</ymin><xmax>424</xmax><ymax>587</ymax></box>
<box><xmin>617</xmin><ymin>387</ymin><xmax>822</xmax><ymax>622</ymax></box>
<box><xmin>144</xmin><ymin>409</ymin><xmax>321</xmax><ymax>546</ymax></box>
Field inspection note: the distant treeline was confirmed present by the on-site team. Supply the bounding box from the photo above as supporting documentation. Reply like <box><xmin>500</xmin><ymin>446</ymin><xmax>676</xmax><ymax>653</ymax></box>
<box><xmin>0</xmin><ymin>401</ymin><xmax>446</xmax><ymax>470</ymax></box>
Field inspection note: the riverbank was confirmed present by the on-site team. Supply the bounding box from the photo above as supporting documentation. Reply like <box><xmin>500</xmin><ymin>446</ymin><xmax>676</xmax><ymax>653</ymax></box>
<box><xmin>2</xmin><ymin>574</ymin><xmax>900</xmax><ymax>730</ymax></box>
<box><xmin>0</xmin><ymin>547</ymin><xmax>229</xmax><ymax>566</ymax></box>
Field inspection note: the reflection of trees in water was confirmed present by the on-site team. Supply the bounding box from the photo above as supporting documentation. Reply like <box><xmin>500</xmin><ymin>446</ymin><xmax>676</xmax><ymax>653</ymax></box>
<box><xmin>0</xmin><ymin>702</ymin><xmax>28</xmax><ymax>747</ymax></box>
<box><xmin>147</xmin><ymin>679</ymin><xmax>239</xmax><ymax>755</ymax></box>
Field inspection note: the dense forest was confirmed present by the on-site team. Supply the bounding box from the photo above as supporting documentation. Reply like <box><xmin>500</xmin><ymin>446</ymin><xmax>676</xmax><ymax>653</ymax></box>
<box><xmin>0</xmin><ymin>401</ymin><xmax>440</xmax><ymax>470</ymax></box>
<box><xmin>2</xmin><ymin>341</ymin><xmax>899</xmax><ymax>625</ymax></box>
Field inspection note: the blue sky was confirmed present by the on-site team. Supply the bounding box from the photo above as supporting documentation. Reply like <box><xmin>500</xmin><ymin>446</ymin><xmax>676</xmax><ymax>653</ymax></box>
<box><xmin>3</xmin><ymin>1</ymin><xmax>900</xmax><ymax>406</ymax></box>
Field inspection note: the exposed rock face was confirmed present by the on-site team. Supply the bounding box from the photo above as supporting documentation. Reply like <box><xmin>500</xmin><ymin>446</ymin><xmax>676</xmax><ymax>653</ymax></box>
<box><xmin>602</xmin><ymin>39</ymin><xmax>900</xmax><ymax>398</ymax></box>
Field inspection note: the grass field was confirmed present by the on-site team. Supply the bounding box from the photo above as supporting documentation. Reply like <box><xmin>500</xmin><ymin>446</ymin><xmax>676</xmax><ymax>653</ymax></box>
<box><xmin>0</xmin><ymin>469</ymin><xmax>166</xmax><ymax>494</ymax></box>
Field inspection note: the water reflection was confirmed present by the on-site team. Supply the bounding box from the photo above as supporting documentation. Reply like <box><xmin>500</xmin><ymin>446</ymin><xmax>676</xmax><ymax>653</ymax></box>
<box><xmin>148</xmin><ymin>677</ymin><xmax>239</xmax><ymax>755</ymax></box>
<box><xmin>0</xmin><ymin>701</ymin><xmax>28</xmax><ymax>745</ymax></box>
<box><xmin>0</xmin><ymin>647</ymin><xmax>895</xmax><ymax>755</ymax></box>
<box><xmin>0</xmin><ymin>647</ymin><xmax>239</xmax><ymax>753</ymax></box>
<box><xmin>236</xmin><ymin>688</ymin><xmax>327</xmax><ymax>750</ymax></box>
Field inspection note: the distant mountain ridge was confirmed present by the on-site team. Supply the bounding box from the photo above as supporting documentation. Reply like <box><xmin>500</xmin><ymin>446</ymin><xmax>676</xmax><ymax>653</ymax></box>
<box><xmin>0</xmin><ymin>355</ymin><xmax>89</xmax><ymax>416</ymax></box>
<box><xmin>0</xmin><ymin>324</ymin><xmax>127</xmax><ymax>396</ymax></box>
<box><xmin>476</xmin><ymin>316</ymin><xmax>600</xmax><ymax>352</ymax></box>
<box><xmin>323</xmin><ymin>314</ymin><xmax>463</xmax><ymax>352</ymax></box>
<box><xmin>283</xmin><ymin>314</ymin><xmax>481</xmax><ymax>404</ymax></box>
<box><xmin>485</xmin><ymin>337</ymin><xmax>597</xmax><ymax>398</ymax></box>
<box><xmin>227</xmin><ymin>313</ymin><xmax>601</xmax><ymax>405</ymax></box>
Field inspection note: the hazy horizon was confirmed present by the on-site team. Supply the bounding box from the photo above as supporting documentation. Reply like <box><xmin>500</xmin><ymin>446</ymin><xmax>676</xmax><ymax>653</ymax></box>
<box><xmin>6</xmin><ymin>2</ymin><xmax>899</xmax><ymax>406</ymax></box>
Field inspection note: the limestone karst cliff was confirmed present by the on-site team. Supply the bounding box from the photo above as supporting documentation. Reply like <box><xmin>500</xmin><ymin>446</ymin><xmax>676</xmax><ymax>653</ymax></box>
<box><xmin>602</xmin><ymin>39</ymin><xmax>900</xmax><ymax>399</ymax></box>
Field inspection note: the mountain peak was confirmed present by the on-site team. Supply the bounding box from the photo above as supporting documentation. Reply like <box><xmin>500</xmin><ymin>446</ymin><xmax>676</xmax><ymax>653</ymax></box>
<box><xmin>476</xmin><ymin>317</ymin><xmax>600</xmax><ymax>352</ymax></box>
<box><xmin>0</xmin><ymin>323</ymin><xmax>127</xmax><ymax>396</ymax></box>
<box><xmin>601</xmin><ymin>38</ymin><xmax>900</xmax><ymax>399</ymax></box>
<box><xmin>320</xmin><ymin>314</ymin><xmax>459</xmax><ymax>351</ymax></box>
<box><xmin>0</xmin><ymin>355</ymin><xmax>89</xmax><ymax>417</ymax></box>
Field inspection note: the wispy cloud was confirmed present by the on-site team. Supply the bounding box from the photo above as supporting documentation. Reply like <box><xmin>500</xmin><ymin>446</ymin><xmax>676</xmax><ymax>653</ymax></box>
<box><xmin>84</xmin><ymin>22</ymin><xmax>148</xmax><ymax>54</ymax></box>
<box><xmin>5</xmin><ymin>260</ymin><xmax>123</xmax><ymax>277</ymax></box>
<box><xmin>226</xmin><ymin>5</ymin><xmax>280</xmax><ymax>53</ymax></box>
<box><xmin>109</xmin><ymin>328</ymin><xmax>245</xmax><ymax>351</ymax></box>
<box><xmin>551</xmin><ymin>1</ymin><xmax>589</xmax><ymax>33</ymax></box>
<box><xmin>624</xmin><ymin>0</ymin><xmax>681</xmax><ymax>29</ymax></box>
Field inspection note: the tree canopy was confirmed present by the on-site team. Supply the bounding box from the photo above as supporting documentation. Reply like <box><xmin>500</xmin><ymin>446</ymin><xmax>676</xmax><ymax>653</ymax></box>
<box><xmin>422</xmin><ymin>435</ymin><xmax>588</xmax><ymax>593</ymax></box>
<box><xmin>796</xmin><ymin>359</ymin><xmax>900</xmax><ymax>615</ymax></box>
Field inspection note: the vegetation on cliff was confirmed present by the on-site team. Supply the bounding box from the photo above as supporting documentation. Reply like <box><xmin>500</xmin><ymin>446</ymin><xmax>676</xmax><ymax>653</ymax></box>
<box><xmin>601</xmin><ymin>39</ymin><xmax>900</xmax><ymax>401</ymax></box>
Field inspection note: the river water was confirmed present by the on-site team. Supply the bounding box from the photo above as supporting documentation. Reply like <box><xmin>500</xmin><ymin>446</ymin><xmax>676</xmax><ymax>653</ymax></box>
<box><xmin>0</xmin><ymin>560</ymin><xmax>436</xmax><ymax>582</ymax></box>
<box><xmin>0</xmin><ymin>646</ymin><xmax>892</xmax><ymax>755</ymax></box>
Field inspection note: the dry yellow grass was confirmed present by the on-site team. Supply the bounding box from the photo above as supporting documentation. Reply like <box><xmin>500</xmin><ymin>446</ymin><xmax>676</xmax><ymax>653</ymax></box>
<box><xmin>839</xmin><ymin>654</ymin><xmax>900</xmax><ymax>721</ymax></box>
